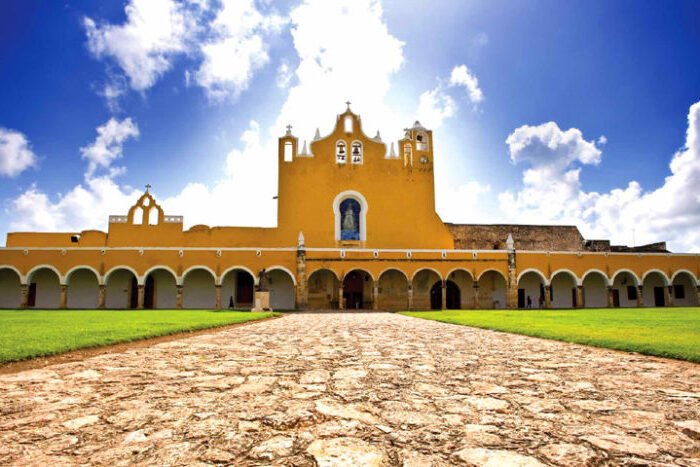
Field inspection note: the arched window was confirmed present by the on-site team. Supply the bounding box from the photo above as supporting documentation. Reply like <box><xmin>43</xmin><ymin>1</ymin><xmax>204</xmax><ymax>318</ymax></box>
<box><xmin>148</xmin><ymin>206</ymin><xmax>159</xmax><ymax>225</ymax></box>
<box><xmin>403</xmin><ymin>143</ymin><xmax>412</xmax><ymax>166</ymax></box>
<box><xmin>416</xmin><ymin>132</ymin><xmax>429</xmax><ymax>151</ymax></box>
<box><xmin>339</xmin><ymin>198</ymin><xmax>361</xmax><ymax>240</ymax></box>
<box><xmin>336</xmin><ymin>141</ymin><xmax>347</xmax><ymax>163</ymax></box>
<box><xmin>351</xmin><ymin>141</ymin><xmax>362</xmax><ymax>164</ymax></box>
<box><xmin>344</xmin><ymin>116</ymin><xmax>353</xmax><ymax>133</ymax></box>
<box><xmin>284</xmin><ymin>141</ymin><xmax>293</xmax><ymax>161</ymax></box>
<box><xmin>133</xmin><ymin>207</ymin><xmax>143</xmax><ymax>225</ymax></box>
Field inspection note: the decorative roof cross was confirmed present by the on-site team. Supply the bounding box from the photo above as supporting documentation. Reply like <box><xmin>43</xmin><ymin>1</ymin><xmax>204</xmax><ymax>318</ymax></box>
<box><xmin>346</xmin><ymin>100</ymin><xmax>351</xmax><ymax>111</ymax></box>
<box><xmin>145</xmin><ymin>184</ymin><xmax>151</xmax><ymax>193</ymax></box>
<box><xmin>285</xmin><ymin>124</ymin><xmax>292</xmax><ymax>136</ymax></box>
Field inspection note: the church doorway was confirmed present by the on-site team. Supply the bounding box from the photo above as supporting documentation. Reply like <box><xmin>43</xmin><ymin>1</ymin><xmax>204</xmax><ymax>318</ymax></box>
<box><xmin>144</xmin><ymin>275</ymin><xmax>155</xmax><ymax>309</ymax></box>
<box><xmin>236</xmin><ymin>273</ymin><xmax>254</xmax><ymax>305</ymax></box>
<box><xmin>430</xmin><ymin>280</ymin><xmax>460</xmax><ymax>310</ymax></box>
<box><xmin>343</xmin><ymin>270</ymin><xmax>371</xmax><ymax>309</ymax></box>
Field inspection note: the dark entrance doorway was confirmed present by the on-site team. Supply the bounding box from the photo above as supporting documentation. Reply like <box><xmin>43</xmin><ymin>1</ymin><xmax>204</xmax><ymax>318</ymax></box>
<box><xmin>236</xmin><ymin>273</ymin><xmax>254</xmax><ymax>305</ymax></box>
<box><xmin>653</xmin><ymin>286</ymin><xmax>665</xmax><ymax>306</ymax></box>
<box><xmin>430</xmin><ymin>280</ymin><xmax>460</xmax><ymax>310</ymax></box>
<box><xmin>129</xmin><ymin>276</ymin><xmax>138</xmax><ymax>308</ymax></box>
<box><xmin>144</xmin><ymin>275</ymin><xmax>155</xmax><ymax>309</ymax></box>
<box><xmin>343</xmin><ymin>270</ymin><xmax>369</xmax><ymax>309</ymax></box>
<box><xmin>517</xmin><ymin>289</ymin><xmax>525</xmax><ymax>308</ymax></box>
<box><xmin>612</xmin><ymin>289</ymin><xmax>620</xmax><ymax>307</ymax></box>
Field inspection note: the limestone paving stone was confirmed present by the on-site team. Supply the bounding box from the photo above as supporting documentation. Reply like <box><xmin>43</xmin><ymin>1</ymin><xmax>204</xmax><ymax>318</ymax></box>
<box><xmin>0</xmin><ymin>312</ymin><xmax>699</xmax><ymax>465</ymax></box>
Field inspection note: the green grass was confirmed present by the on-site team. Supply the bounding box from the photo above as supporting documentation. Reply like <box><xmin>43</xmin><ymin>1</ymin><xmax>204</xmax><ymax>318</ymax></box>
<box><xmin>400</xmin><ymin>308</ymin><xmax>700</xmax><ymax>363</ymax></box>
<box><xmin>0</xmin><ymin>309</ymin><xmax>277</xmax><ymax>364</ymax></box>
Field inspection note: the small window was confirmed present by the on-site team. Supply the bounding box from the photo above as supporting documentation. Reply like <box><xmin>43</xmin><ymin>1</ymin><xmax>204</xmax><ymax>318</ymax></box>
<box><xmin>143</xmin><ymin>197</ymin><xmax>150</xmax><ymax>207</ymax></box>
<box><xmin>344</xmin><ymin>116</ymin><xmax>353</xmax><ymax>133</ymax></box>
<box><xmin>674</xmin><ymin>284</ymin><xmax>685</xmax><ymax>299</ymax></box>
<box><xmin>351</xmin><ymin>142</ymin><xmax>362</xmax><ymax>164</ymax></box>
<box><xmin>284</xmin><ymin>141</ymin><xmax>293</xmax><ymax>162</ymax></box>
<box><xmin>627</xmin><ymin>285</ymin><xmax>637</xmax><ymax>300</ymax></box>
<box><xmin>403</xmin><ymin>143</ymin><xmax>412</xmax><ymax>166</ymax></box>
<box><xmin>148</xmin><ymin>206</ymin><xmax>159</xmax><ymax>225</ymax></box>
<box><xmin>133</xmin><ymin>206</ymin><xmax>143</xmax><ymax>224</ymax></box>
<box><xmin>416</xmin><ymin>132</ymin><xmax>429</xmax><ymax>151</ymax></box>
<box><xmin>336</xmin><ymin>141</ymin><xmax>347</xmax><ymax>163</ymax></box>
<box><xmin>70</xmin><ymin>235</ymin><xmax>80</xmax><ymax>243</ymax></box>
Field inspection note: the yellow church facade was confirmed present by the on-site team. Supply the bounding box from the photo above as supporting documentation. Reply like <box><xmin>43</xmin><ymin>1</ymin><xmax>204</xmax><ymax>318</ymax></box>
<box><xmin>1</xmin><ymin>105</ymin><xmax>699</xmax><ymax>311</ymax></box>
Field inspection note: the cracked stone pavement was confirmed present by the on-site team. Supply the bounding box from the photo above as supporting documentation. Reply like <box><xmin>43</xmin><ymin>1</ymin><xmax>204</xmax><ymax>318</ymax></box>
<box><xmin>1</xmin><ymin>312</ymin><xmax>699</xmax><ymax>466</ymax></box>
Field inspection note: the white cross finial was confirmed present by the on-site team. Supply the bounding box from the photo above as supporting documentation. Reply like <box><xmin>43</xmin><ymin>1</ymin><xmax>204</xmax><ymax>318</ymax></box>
<box><xmin>285</xmin><ymin>124</ymin><xmax>292</xmax><ymax>136</ymax></box>
<box><xmin>346</xmin><ymin>101</ymin><xmax>351</xmax><ymax>111</ymax></box>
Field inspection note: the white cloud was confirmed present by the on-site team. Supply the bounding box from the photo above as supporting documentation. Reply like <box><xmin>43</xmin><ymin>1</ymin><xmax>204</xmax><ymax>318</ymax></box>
<box><xmin>276</xmin><ymin>61</ymin><xmax>293</xmax><ymax>88</ymax></box>
<box><xmin>498</xmin><ymin>101</ymin><xmax>700</xmax><ymax>252</ymax></box>
<box><xmin>416</xmin><ymin>88</ymin><xmax>456</xmax><ymax>129</ymax></box>
<box><xmin>84</xmin><ymin>0</ymin><xmax>196</xmax><ymax>92</ymax></box>
<box><xmin>80</xmin><ymin>118</ymin><xmax>139</xmax><ymax>179</ymax></box>
<box><xmin>597</xmin><ymin>135</ymin><xmax>607</xmax><ymax>145</ymax></box>
<box><xmin>194</xmin><ymin>0</ymin><xmax>285</xmax><ymax>100</ymax></box>
<box><xmin>449</xmin><ymin>64</ymin><xmax>484</xmax><ymax>104</ymax></box>
<box><xmin>0</xmin><ymin>128</ymin><xmax>38</xmax><ymax>177</ymax></box>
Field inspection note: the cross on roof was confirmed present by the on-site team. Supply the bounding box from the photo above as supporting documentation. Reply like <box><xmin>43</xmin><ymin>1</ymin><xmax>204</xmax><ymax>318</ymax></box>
<box><xmin>285</xmin><ymin>124</ymin><xmax>292</xmax><ymax>135</ymax></box>
<box><xmin>346</xmin><ymin>100</ymin><xmax>351</xmax><ymax>110</ymax></box>
<box><xmin>145</xmin><ymin>184</ymin><xmax>151</xmax><ymax>193</ymax></box>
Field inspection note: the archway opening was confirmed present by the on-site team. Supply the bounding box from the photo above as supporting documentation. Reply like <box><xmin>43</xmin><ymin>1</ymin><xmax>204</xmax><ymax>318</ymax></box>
<box><xmin>67</xmin><ymin>269</ymin><xmax>99</xmax><ymax>309</ymax></box>
<box><xmin>412</xmin><ymin>269</ymin><xmax>441</xmax><ymax>310</ymax></box>
<box><xmin>268</xmin><ymin>269</ymin><xmax>295</xmax><ymax>309</ymax></box>
<box><xmin>642</xmin><ymin>271</ymin><xmax>668</xmax><ymax>307</ymax></box>
<box><xmin>27</xmin><ymin>268</ymin><xmax>61</xmax><ymax>309</ymax></box>
<box><xmin>377</xmin><ymin>269</ymin><xmax>408</xmax><ymax>310</ymax></box>
<box><xmin>550</xmin><ymin>272</ymin><xmax>577</xmax><ymax>308</ymax></box>
<box><xmin>106</xmin><ymin>269</ymin><xmax>138</xmax><ymax>309</ymax></box>
<box><xmin>611</xmin><ymin>271</ymin><xmax>639</xmax><ymax>307</ymax></box>
<box><xmin>143</xmin><ymin>269</ymin><xmax>177</xmax><ymax>309</ymax></box>
<box><xmin>446</xmin><ymin>270</ymin><xmax>474</xmax><ymax>309</ymax></box>
<box><xmin>518</xmin><ymin>271</ymin><xmax>545</xmax><ymax>309</ymax></box>
<box><xmin>183</xmin><ymin>269</ymin><xmax>216</xmax><ymax>309</ymax></box>
<box><xmin>671</xmin><ymin>272</ymin><xmax>698</xmax><ymax>306</ymax></box>
<box><xmin>582</xmin><ymin>272</ymin><xmax>608</xmax><ymax>308</ymax></box>
<box><xmin>221</xmin><ymin>268</ymin><xmax>255</xmax><ymax>309</ymax></box>
<box><xmin>343</xmin><ymin>269</ymin><xmax>372</xmax><ymax>309</ymax></box>
<box><xmin>477</xmin><ymin>271</ymin><xmax>507</xmax><ymax>308</ymax></box>
<box><xmin>0</xmin><ymin>268</ymin><xmax>22</xmax><ymax>308</ymax></box>
<box><xmin>429</xmin><ymin>280</ymin><xmax>460</xmax><ymax>310</ymax></box>
<box><xmin>308</xmin><ymin>269</ymin><xmax>340</xmax><ymax>309</ymax></box>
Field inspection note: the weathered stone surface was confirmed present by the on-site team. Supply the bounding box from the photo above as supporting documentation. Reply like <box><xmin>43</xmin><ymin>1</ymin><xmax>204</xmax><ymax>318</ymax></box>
<box><xmin>453</xmin><ymin>447</ymin><xmax>546</xmax><ymax>466</ymax></box>
<box><xmin>307</xmin><ymin>437</ymin><xmax>387</xmax><ymax>466</ymax></box>
<box><xmin>0</xmin><ymin>312</ymin><xmax>698</xmax><ymax>466</ymax></box>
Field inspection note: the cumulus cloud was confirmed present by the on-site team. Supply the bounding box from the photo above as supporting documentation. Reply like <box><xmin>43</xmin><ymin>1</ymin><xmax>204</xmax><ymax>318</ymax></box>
<box><xmin>449</xmin><ymin>64</ymin><xmax>483</xmax><ymax>104</ymax></box>
<box><xmin>0</xmin><ymin>128</ymin><xmax>38</xmax><ymax>177</ymax></box>
<box><xmin>80</xmin><ymin>118</ymin><xmax>139</xmax><ymax>179</ymax></box>
<box><xmin>194</xmin><ymin>0</ymin><xmax>286</xmax><ymax>100</ymax></box>
<box><xmin>498</xmin><ymin>101</ymin><xmax>700</xmax><ymax>252</ymax></box>
<box><xmin>416</xmin><ymin>88</ymin><xmax>456</xmax><ymax>129</ymax></box>
<box><xmin>84</xmin><ymin>0</ymin><xmax>195</xmax><ymax>91</ymax></box>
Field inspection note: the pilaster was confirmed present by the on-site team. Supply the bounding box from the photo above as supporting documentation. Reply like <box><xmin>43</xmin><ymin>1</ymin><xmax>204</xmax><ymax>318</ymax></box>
<box><xmin>98</xmin><ymin>284</ymin><xmax>106</xmax><ymax>309</ymax></box>
<box><xmin>665</xmin><ymin>285</ymin><xmax>673</xmax><ymax>307</ymax></box>
<box><xmin>473</xmin><ymin>284</ymin><xmax>480</xmax><ymax>309</ymax></box>
<box><xmin>215</xmin><ymin>284</ymin><xmax>222</xmax><ymax>310</ymax></box>
<box><xmin>19</xmin><ymin>284</ymin><xmax>28</xmax><ymax>309</ymax></box>
<box><xmin>59</xmin><ymin>284</ymin><xmax>67</xmax><ymax>309</ymax></box>
<box><xmin>576</xmin><ymin>285</ymin><xmax>584</xmax><ymax>308</ymax></box>
<box><xmin>607</xmin><ymin>286</ymin><xmax>614</xmax><ymax>308</ymax></box>
<box><xmin>544</xmin><ymin>285</ymin><xmax>552</xmax><ymax>309</ymax></box>
<box><xmin>137</xmin><ymin>284</ymin><xmax>145</xmax><ymax>309</ymax></box>
<box><xmin>506</xmin><ymin>248</ymin><xmax>518</xmax><ymax>309</ymax></box>
<box><xmin>636</xmin><ymin>285</ymin><xmax>643</xmax><ymax>307</ymax></box>
<box><xmin>176</xmin><ymin>285</ymin><xmax>183</xmax><ymax>309</ymax></box>
<box><xmin>441</xmin><ymin>280</ymin><xmax>447</xmax><ymax>310</ymax></box>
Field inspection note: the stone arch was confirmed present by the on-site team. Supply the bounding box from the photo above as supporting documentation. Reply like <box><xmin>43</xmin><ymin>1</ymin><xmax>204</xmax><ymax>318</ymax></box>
<box><xmin>342</xmin><ymin>269</ymin><xmax>374</xmax><ymax>309</ymax></box>
<box><xmin>517</xmin><ymin>270</ymin><xmax>546</xmax><ymax>308</ymax></box>
<box><xmin>582</xmin><ymin>269</ymin><xmax>608</xmax><ymax>308</ymax></box>
<box><xmin>670</xmin><ymin>270</ymin><xmax>699</xmax><ymax>306</ymax></box>
<box><xmin>333</xmin><ymin>190</ymin><xmax>368</xmax><ymax>242</ymax></box>
<box><xmin>26</xmin><ymin>266</ymin><xmax>61</xmax><ymax>308</ymax></box>
<box><xmin>66</xmin><ymin>267</ymin><xmax>100</xmax><ymax>309</ymax></box>
<box><xmin>267</xmin><ymin>265</ymin><xmax>297</xmax><ymax>285</ymax></box>
<box><xmin>0</xmin><ymin>265</ymin><xmax>25</xmax><ymax>284</ymax></box>
<box><xmin>182</xmin><ymin>265</ymin><xmax>217</xmax><ymax>284</ymax></box>
<box><xmin>267</xmin><ymin>268</ymin><xmax>295</xmax><ymax>309</ymax></box>
<box><xmin>412</xmin><ymin>268</ymin><xmax>442</xmax><ymax>310</ymax></box>
<box><xmin>581</xmin><ymin>269</ymin><xmax>610</xmax><ymax>287</ymax></box>
<box><xmin>476</xmin><ymin>268</ymin><xmax>507</xmax><ymax>283</ymax></box>
<box><xmin>377</xmin><ymin>268</ymin><xmax>409</xmax><ymax>310</ymax></box>
<box><xmin>140</xmin><ymin>265</ymin><xmax>179</xmax><ymax>286</ymax></box>
<box><xmin>548</xmin><ymin>269</ymin><xmax>580</xmax><ymax>286</ymax></box>
<box><xmin>642</xmin><ymin>270</ymin><xmax>669</xmax><ymax>307</ymax></box>
<box><xmin>549</xmin><ymin>269</ymin><xmax>578</xmax><ymax>308</ymax></box>
<box><xmin>611</xmin><ymin>269</ymin><xmax>640</xmax><ymax>308</ymax></box>
<box><xmin>308</xmin><ymin>268</ymin><xmax>340</xmax><ymax>309</ymax></box>
<box><xmin>182</xmin><ymin>267</ymin><xmax>216</xmax><ymax>309</ymax></box>
<box><xmin>65</xmin><ymin>265</ymin><xmax>103</xmax><ymax>285</ymax></box>
<box><xmin>105</xmin><ymin>267</ymin><xmax>138</xmax><ymax>309</ymax></box>
<box><xmin>446</xmin><ymin>268</ymin><xmax>474</xmax><ymax>309</ymax></box>
<box><xmin>476</xmin><ymin>270</ymin><xmax>507</xmax><ymax>309</ymax></box>
<box><xmin>642</xmin><ymin>269</ymin><xmax>670</xmax><ymax>286</ymax></box>
<box><xmin>221</xmin><ymin>266</ymin><xmax>256</xmax><ymax>309</ymax></box>
<box><xmin>143</xmin><ymin>267</ymin><xmax>177</xmax><ymax>309</ymax></box>
<box><xmin>0</xmin><ymin>266</ymin><xmax>22</xmax><ymax>308</ymax></box>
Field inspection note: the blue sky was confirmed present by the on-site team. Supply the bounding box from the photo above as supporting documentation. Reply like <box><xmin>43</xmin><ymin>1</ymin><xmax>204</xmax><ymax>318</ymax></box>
<box><xmin>1</xmin><ymin>0</ymin><xmax>699</xmax><ymax>251</ymax></box>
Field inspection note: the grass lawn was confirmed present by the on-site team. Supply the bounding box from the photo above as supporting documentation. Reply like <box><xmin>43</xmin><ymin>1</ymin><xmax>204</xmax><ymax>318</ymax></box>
<box><xmin>400</xmin><ymin>308</ymin><xmax>700</xmax><ymax>363</ymax></box>
<box><xmin>0</xmin><ymin>309</ymin><xmax>276</xmax><ymax>364</ymax></box>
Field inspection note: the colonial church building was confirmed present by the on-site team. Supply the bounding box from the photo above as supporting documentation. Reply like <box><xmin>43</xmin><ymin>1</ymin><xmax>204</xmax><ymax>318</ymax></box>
<box><xmin>1</xmin><ymin>105</ymin><xmax>699</xmax><ymax>310</ymax></box>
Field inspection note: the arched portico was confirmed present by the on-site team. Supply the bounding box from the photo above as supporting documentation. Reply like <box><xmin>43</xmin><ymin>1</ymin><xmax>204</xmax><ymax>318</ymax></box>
<box><xmin>308</xmin><ymin>268</ymin><xmax>340</xmax><ymax>309</ymax></box>
<box><xmin>549</xmin><ymin>270</ymin><xmax>578</xmax><ymax>308</ymax></box>
<box><xmin>26</xmin><ymin>266</ymin><xmax>61</xmax><ymax>309</ymax></box>
<box><xmin>671</xmin><ymin>270</ymin><xmax>699</xmax><ymax>306</ymax></box>
<box><xmin>642</xmin><ymin>270</ymin><xmax>670</xmax><ymax>307</ymax></box>
<box><xmin>611</xmin><ymin>270</ymin><xmax>640</xmax><ymax>307</ymax></box>
<box><xmin>105</xmin><ymin>267</ymin><xmax>139</xmax><ymax>309</ymax></box>
<box><xmin>221</xmin><ymin>267</ymin><xmax>256</xmax><ymax>309</ymax></box>
<box><xmin>341</xmin><ymin>269</ymin><xmax>373</xmax><ymax>310</ymax></box>
<box><xmin>0</xmin><ymin>267</ymin><xmax>22</xmax><ymax>308</ymax></box>
<box><xmin>376</xmin><ymin>268</ymin><xmax>409</xmax><ymax>310</ymax></box>
<box><xmin>182</xmin><ymin>267</ymin><xmax>216</xmax><ymax>309</ymax></box>
<box><xmin>517</xmin><ymin>270</ymin><xmax>546</xmax><ymax>308</ymax></box>
<box><xmin>143</xmin><ymin>268</ymin><xmax>177</xmax><ymax>309</ymax></box>
<box><xmin>267</xmin><ymin>268</ymin><xmax>295</xmax><ymax>309</ymax></box>
<box><xmin>66</xmin><ymin>268</ymin><xmax>100</xmax><ymax>309</ymax></box>
<box><xmin>582</xmin><ymin>270</ymin><xmax>608</xmax><ymax>308</ymax></box>
<box><xmin>445</xmin><ymin>269</ymin><xmax>474</xmax><ymax>309</ymax></box>
<box><xmin>412</xmin><ymin>269</ymin><xmax>442</xmax><ymax>310</ymax></box>
<box><xmin>476</xmin><ymin>270</ymin><xmax>507</xmax><ymax>309</ymax></box>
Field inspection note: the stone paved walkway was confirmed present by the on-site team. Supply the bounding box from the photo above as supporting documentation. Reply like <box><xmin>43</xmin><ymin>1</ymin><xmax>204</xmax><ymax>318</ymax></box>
<box><xmin>1</xmin><ymin>312</ymin><xmax>700</xmax><ymax>466</ymax></box>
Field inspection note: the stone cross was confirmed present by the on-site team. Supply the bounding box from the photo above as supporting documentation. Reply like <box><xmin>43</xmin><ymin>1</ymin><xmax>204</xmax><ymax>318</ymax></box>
<box><xmin>286</xmin><ymin>124</ymin><xmax>292</xmax><ymax>136</ymax></box>
<box><xmin>145</xmin><ymin>184</ymin><xmax>151</xmax><ymax>193</ymax></box>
